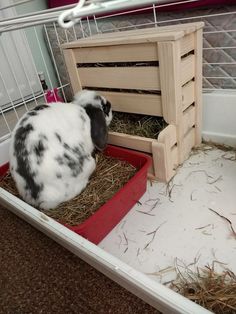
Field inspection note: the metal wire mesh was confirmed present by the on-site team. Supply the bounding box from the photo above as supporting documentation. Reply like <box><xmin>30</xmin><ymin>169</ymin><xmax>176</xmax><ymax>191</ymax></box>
<box><xmin>0</xmin><ymin>1</ymin><xmax>236</xmax><ymax>141</ymax></box>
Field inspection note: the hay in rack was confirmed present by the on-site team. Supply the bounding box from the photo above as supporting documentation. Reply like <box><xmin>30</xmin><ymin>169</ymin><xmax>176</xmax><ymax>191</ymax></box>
<box><xmin>0</xmin><ymin>154</ymin><xmax>137</xmax><ymax>225</ymax></box>
<box><xmin>109</xmin><ymin>112</ymin><xmax>167</xmax><ymax>139</ymax></box>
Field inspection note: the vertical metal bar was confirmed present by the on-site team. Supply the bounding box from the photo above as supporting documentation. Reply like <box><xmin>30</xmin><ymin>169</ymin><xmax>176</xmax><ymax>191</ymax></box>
<box><xmin>44</xmin><ymin>24</ymin><xmax>66</xmax><ymax>101</ymax></box>
<box><xmin>93</xmin><ymin>15</ymin><xmax>99</xmax><ymax>34</ymax></box>
<box><xmin>80</xmin><ymin>20</ymin><xmax>85</xmax><ymax>38</ymax></box>
<box><xmin>64</xmin><ymin>28</ymin><xmax>69</xmax><ymax>43</ymax></box>
<box><xmin>72</xmin><ymin>24</ymin><xmax>77</xmax><ymax>40</ymax></box>
<box><xmin>152</xmin><ymin>4</ymin><xmax>157</xmax><ymax>27</ymax></box>
<box><xmin>87</xmin><ymin>16</ymin><xmax>92</xmax><ymax>36</ymax></box>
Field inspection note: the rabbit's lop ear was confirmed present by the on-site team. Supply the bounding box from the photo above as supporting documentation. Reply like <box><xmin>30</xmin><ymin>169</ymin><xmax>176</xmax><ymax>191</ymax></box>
<box><xmin>84</xmin><ymin>104</ymin><xmax>108</xmax><ymax>151</ymax></box>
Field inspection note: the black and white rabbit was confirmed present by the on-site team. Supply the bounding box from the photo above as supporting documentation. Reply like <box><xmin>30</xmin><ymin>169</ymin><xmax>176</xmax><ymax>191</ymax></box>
<box><xmin>9</xmin><ymin>90</ymin><xmax>112</xmax><ymax>210</ymax></box>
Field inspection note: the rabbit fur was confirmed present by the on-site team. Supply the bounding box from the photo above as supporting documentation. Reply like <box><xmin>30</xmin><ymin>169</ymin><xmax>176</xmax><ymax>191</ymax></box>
<box><xmin>9</xmin><ymin>90</ymin><xmax>112</xmax><ymax>210</ymax></box>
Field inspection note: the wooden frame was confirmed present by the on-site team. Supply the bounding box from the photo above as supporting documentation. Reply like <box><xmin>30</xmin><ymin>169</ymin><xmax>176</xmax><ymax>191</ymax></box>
<box><xmin>62</xmin><ymin>22</ymin><xmax>204</xmax><ymax>182</ymax></box>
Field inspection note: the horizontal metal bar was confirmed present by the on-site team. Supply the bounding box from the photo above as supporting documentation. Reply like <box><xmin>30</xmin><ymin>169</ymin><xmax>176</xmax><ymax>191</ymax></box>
<box><xmin>204</xmin><ymin>77</ymin><xmax>236</xmax><ymax>79</ymax></box>
<box><xmin>203</xmin><ymin>62</ymin><xmax>236</xmax><ymax>65</ymax></box>
<box><xmin>0</xmin><ymin>0</ymin><xmax>33</xmax><ymax>11</ymax></box>
<box><xmin>203</xmin><ymin>46</ymin><xmax>236</xmax><ymax>50</ymax></box>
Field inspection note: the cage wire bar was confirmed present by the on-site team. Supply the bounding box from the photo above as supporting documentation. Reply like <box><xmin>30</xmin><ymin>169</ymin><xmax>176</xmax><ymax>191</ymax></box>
<box><xmin>0</xmin><ymin>0</ymin><xmax>236</xmax><ymax>140</ymax></box>
<box><xmin>0</xmin><ymin>0</ymin><xmax>236</xmax><ymax>139</ymax></box>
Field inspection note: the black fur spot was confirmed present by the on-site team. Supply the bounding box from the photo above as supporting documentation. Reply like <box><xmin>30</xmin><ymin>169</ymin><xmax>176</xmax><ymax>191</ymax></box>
<box><xmin>55</xmin><ymin>143</ymin><xmax>87</xmax><ymax>177</ymax></box>
<box><xmin>34</xmin><ymin>104</ymin><xmax>49</xmax><ymax>111</ymax></box>
<box><xmin>34</xmin><ymin>140</ymin><xmax>45</xmax><ymax>157</ymax></box>
<box><xmin>55</xmin><ymin>156</ymin><xmax>64</xmax><ymax>165</ymax></box>
<box><xmin>27</xmin><ymin>111</ymin><xmax>38</xmax><ymax>117</ymax></box>
<box><xmin>63</xmin><ymin>143</ymin><xmax>70</xmax><ymax>150</ymax></box>
<box><xmin>72</xmin><ymin>146</ymin><xmax>82</xmax><ymax>155</ymax></box>
<box><xmin>56</xmin><ymin>173</ymin><xmax>62</xmax><ymax>179</ymax></box>
<box><xmin>63</xmin><ymin>153</ymin><xmax>78</xmax><ymax>172</ymax></box>
<box><xmin>94</xmin><ymin>95</ymin><xmax>102</xmax><ymax>101</ymax></box>
<box><xmin>34</xmin><ymin>140</ymin><xmax>46</xmax><ymax>165</ymax></box>
<box><xmin>14</xmin><ymin>124</ymin><xmax>43</xmax><ymax>200</ymax></box>
<box><xmin>55</xmin><ymin>133</ymin><xmax>62</xmax><ymax>143</ymax></box>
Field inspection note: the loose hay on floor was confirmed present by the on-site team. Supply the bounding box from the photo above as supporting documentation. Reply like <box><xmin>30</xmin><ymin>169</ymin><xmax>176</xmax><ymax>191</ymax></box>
<box><xmin>171</xmin><ymin>265</ymin><xmax>236</xmax><ymax>314</ymax></box>
<box><xmin>0</xmin><ymin>154</ymin><xmax>137</xmax><ymax>225</ymax></box>
<box><xmin>109</xmin><ymin>112</ymin><xmax>167</xmax><ymax>139</ymax></box>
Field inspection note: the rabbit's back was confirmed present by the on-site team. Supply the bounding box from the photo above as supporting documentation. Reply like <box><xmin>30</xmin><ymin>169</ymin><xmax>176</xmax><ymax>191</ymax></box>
<box><xmin>9</xmin><ymin>102</ymin><xmax>96</xmax><ymax>210</ymax></box>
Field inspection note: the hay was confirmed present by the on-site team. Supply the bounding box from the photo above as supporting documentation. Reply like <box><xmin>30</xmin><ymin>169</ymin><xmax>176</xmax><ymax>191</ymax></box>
<box><xmin>171</xmin><ymin>265</ymin><xmax>236</xmax><ymax>314</ymax></box>
<box><xmin>109</xmin><ymin>112</ymin><xmax>167</xmax><ymax>139</ymax></box>
<box><xmin>0</xmin><ymin>154</ymin><xmax>137</xmax><ymax>225</ymax></box>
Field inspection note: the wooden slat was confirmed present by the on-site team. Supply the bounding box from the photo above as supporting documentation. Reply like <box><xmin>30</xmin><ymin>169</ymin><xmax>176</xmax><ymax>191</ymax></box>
<box><xmin>74</xmin><ymin>43</ymin><xmax>158</xmax><ymax>63</ymax></box>
<box><xmin>194</xmin><ymin>29</ymin><xmax>203</xmax><ymax>145</ymax></box>
<box><xmin>72</xmin><ymin>34</ymin><xmax>194</xmax><ymax>64</ymax></box>
<box><xmin>108</xmin><ymin>132</ymin><xmax>153</xmax><ymax>153</ymax></box>
<box><xmin>63</xmin><ymin>49</ymin><xmax>82</xmax><ymax>94</ymax></box>
<box><xmin>61</xmin><ymin>22</ymin><xmax>204</xmax><ymax>49</ymax></box>
<box><xmin>158</xmin><ymin>41</ymin><xmax>181</xmax><ymax>124</ymax></box>
<box><xmin>100</xmin><ymin>91</ymin><xmax>162</xmax><ymax>116</ymax></box>
<box><xmin>152</xmin><ymin>142</ymin><xmax>170</xmax><ymax>182</ymax></box>
<box><xmin>62</xmin><ymin>31</ymin><xmax>185</xmax><ymax>49</ymax></box>
<box><xmin>180</xmin><ymin>33</ymin><xmax>194</xmax><ymax>57</ymax></box>
<box><xmin>158</xmin><ymin>124</ymin><xmax>178</xmax><ymax>177</ymax></box>
<box><xmin>182</xmin><ymin>81</ymin><xmax>195</xmax><ymax>111</ymax></box>
<box><xmin>183</xmin><ymin>105</ymin><xmax>195</xmax><ymax>136</ymax></box>
<box><xmin>181</xmin><ymin>54</ymin><xmax>195</xmax><ymax>86</ymax></box>
<box><xmin>158</xmin><ymin>124</ymin><xmax>177</xmax><ymax>148</ymax></box>
<box><xmin>183</xmin><ymin>127</ymin><xmax>195</xmax><ymax>160</ymax></box>
<box><xmin>147</xmin><ymin>161</ymin><xmax>155</xmax><ymax>180</ymax></box>
<box><xmin>78</xmin><ymin>67</ymin><xmax>160</xmax><ymax>90</ymax></box>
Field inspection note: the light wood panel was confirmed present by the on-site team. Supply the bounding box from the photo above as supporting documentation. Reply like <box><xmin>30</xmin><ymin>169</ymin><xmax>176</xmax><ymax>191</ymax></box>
<box><xmin>158</xmin><ymin>41</ymin><xmax>182</xmax><ymax>125</ymax></box>
<box><xmin>78</xmin><ymin>67</ymin><xmax>160</xmax><ymax>90</ymax></box>
<box><xmin>108</xmin><ymin>132</ymin><xmax>153</xmax><ymax>153</ymax></box>
<box><xmin>74</xmin><ymin>43</ymin><xmax>158</xmax><ymax>63</ymax></box>
<box><xmin>183</xmin><ymin>127</ymin><xmax>195</xmax><ymax>160</ymax></box>
<box><xmin>181</xmin><ymin>54</ymin><xmax>195</xmax><ymax>86</ymax></box>
<box><xmin>183</xmin><ymin>105</ymin><xmax>195</xmax><ymax>136</ymax></box>
<box><xmin>63</xmin><ymin>49</ymin><xmax>82</xmax><ymax>94</ymax></box>
<box><xmin>100</xmin><ymin>91</ymin><xmax>162</xmax><ymax>116</ymax></box>
<box><xmin>180</xmin><ymin>33</ymin><xmax>194</xmax><ymax>57</ymax></box>
<box><xmin>182</xmin><ymin>81</ymin><xmax>195</xmax><ymax>111</ymax></box>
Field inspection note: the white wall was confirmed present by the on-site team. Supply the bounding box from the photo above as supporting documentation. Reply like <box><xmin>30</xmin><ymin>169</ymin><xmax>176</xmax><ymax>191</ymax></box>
<box><xmin>202</xmin><ymin>90</ymin><xmax>236</xmax><ymax>147</ymax></box>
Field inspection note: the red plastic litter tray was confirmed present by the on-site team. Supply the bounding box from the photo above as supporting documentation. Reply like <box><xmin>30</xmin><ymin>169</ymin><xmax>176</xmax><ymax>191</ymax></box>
<box><xmin>0</xmin><ymin>145</ymin><xmax>151</xmax><ymax>244</ymax></box>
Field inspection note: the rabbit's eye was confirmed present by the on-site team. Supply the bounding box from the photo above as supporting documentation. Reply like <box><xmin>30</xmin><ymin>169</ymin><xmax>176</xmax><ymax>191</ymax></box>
<box><xmin>102</xmin><ymin>101</ymin><xmax>111</xmax><ymax>116</ymax></box>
